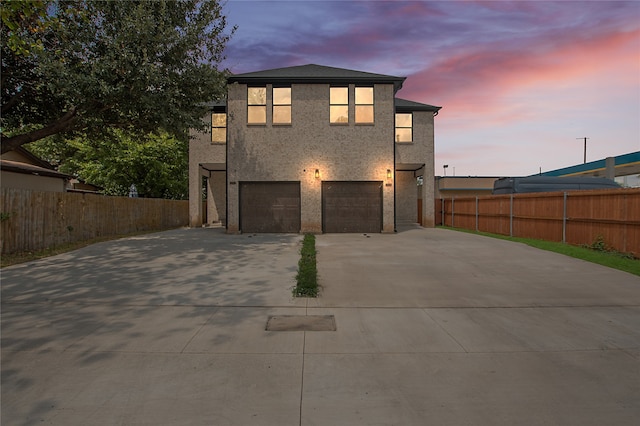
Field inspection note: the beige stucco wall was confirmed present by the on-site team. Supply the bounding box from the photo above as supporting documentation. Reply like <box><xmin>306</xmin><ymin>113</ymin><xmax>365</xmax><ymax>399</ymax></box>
<box><xmin>226</xmin><ymin>82</ymin><xmax>397</xmax><ymax>233</ymax></box>
<box><xmin>2</xmin><ymin>151</ymin><xmax>31</xmax><ymax>163</ymax></box>
<box><xmin>1</xmin><ymin>171</ymin><xmax>67</xmax><ymax>192</ymax></box>
<box><xmin>188</xmin><ymin>116</ymin><xmax>226</xmax><ymax>227</ymax></box>
<box><xmin>2</xmin><ymin>149</ymin><xmax>71</xmax><ymax>193</ymax></box>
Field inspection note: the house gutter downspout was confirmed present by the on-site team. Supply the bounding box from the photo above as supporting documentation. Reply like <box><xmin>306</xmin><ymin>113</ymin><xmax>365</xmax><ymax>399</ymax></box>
<box><xmin>225</xmin><ymin>107</ymin><xmax>229</xmax><ymax>232</ymax></box>
<box><xmin>392</xmin><ymin>80</ymin><xmax>406</xmax><ymax>234</ymax></box>
<box><xmin>393</xmin><ymin>110</ymin><xmax>397</xmax><ymax>233</ymax></box>
<box><xmin>393</xmin><ymin>148</ymin><xmax>397</xmax><ymax>233</ymax></box>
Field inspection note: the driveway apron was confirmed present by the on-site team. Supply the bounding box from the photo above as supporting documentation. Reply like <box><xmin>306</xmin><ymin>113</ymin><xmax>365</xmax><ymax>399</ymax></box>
<box><xmin>2</xmin><ymin>226</ymin><xmax>639</xmax><ymax>426</ymax></box>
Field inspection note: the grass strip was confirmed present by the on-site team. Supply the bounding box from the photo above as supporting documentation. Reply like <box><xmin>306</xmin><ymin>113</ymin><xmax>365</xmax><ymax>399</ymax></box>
<box><xmin>440</xmin><ymin>226</ymin><xmax>640</xmax><ymax>277</ymax></box>
<box><xmin>293</xmin><ymin>233</ymin><xmax>319</xmax><ymax>297</ymax></box>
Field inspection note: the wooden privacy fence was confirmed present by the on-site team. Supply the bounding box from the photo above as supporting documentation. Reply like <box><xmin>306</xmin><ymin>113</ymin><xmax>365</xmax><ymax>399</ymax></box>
<box><xmin>436</xmin><ymin>188</ymin><xmax>640</xmax><ymax>256</ymax></box>
<box><xmin>1</xmin><ymin>188</ymin><xmax>189</xmax><ymax>255</ymax></box>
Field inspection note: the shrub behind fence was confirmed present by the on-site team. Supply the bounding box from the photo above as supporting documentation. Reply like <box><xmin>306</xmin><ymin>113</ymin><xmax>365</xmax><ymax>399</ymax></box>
<box><xmin>1</xmin><ymin>188</ymin><xmax>189</xmax><ymax>254</ymax></box>
<box><xmin>436</xmin><ymin>188</ymin><xmax>640</xmax><ymax>256</ymax></box>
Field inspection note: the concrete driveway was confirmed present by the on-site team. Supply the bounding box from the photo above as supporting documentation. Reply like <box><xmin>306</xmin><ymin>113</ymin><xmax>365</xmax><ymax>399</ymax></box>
<box><xmin>2</xmin><ymin>226</ymin><xmax>639</xmax><ymax>425</ymax></box>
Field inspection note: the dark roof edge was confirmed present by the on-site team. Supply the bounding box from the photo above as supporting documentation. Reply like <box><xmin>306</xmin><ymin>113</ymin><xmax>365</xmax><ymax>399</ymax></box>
<box><xmin>1</xmin><ymin>160</ymin><xmax>72</xmax><ymax>179</ymax></box>
<box><xmin>395</xmin><ymin>98</ymin><xmax>442</xmax><ymax>112</ymax></box>
<box><xmin>228</xmin><ymin>64</ymin><xmax>406</xmax><ymax>91</ymax></box>
<box><xmin>229</xmin><ymin>76</ymin><xmax>405</xmax><ymax>90</ymax></box>
<box><xmin>228</xmin><ymin>73</ymin><xmax>405</xmax><ymax>82</ymax></box>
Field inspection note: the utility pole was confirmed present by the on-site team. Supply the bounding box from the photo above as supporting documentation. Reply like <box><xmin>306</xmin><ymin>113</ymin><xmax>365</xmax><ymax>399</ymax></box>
<box><xmin>577</xmin><ymin>137</ymin><xmax>589</xmax><ymax>163</ymax></box>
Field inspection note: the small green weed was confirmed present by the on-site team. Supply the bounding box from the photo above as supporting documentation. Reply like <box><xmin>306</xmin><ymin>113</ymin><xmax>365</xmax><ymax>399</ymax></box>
<box><xmin>293</xmin><ymin>233</ymin><xmax>319</xmax><ymax>297</ymax></box>
<box><xmin>585</xmin><ymin>235</ymin><xmax>608</xmax><ymax>252</ymax></box>
<box><xmin>583</xmin><ymin>235</ymin><xmax>636</xmax><ymax>260</ymax></box>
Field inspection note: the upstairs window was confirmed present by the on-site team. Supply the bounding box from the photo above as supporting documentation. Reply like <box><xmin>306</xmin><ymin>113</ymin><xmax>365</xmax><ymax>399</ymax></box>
<box><xmin>395</xmin><ymin>113</ymin><xmax>412</xmax><ymax>142</ymax></box>
<box><xmin>355</xmin><ymin>87</ymin><xmax>374</xmax><ymax>124</ymax></box>
<box><xmin>330</xmin><ymin>87</ymin><xmax>349</xmax><ymax>124</ymax></box>
<box><xmin>272</xmin><ymin>87</ymin><xmax>291</xmax><ymax>124</ymax></box>
<box><xmin>211</xmin><ymin>112</ymin><xmax>226</xmax><ymax>143</ymax></box>
<box><xmin>247</xmin><ymin>87</ymin><xmax>266</xmax><ymax>124</ymax></box>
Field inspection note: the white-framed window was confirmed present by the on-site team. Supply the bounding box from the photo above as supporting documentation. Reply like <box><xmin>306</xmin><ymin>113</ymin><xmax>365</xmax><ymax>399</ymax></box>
<box><xmin>247</xmin><ymin>87</ymin><xmax>267</xmax><ymax>124</ymax></box>
<box><xmin>273</xmin><ymin>87</ymin><xmax>291</xmax><ymax>124</ymax></box>
<box><xmin>355</xmin><ymin>87</ymin><xmax>374</xmax><ymax>124</ymax></box>
<box><xmin>395</xmin><ymin>113</ymin><xmax>412</xmax><ymax>142</ymax></box>
<box><xmin>330</xmin><ymin>86</ymin><xmax>349</xmax><ymax>124</ymax></box>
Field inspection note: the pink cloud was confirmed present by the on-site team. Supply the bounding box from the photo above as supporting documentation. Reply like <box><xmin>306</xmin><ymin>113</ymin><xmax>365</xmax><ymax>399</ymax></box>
<box><xmin>400</xmin><ymin>28</ymin><xmax>640</xmax><ymax>125</ymax></box>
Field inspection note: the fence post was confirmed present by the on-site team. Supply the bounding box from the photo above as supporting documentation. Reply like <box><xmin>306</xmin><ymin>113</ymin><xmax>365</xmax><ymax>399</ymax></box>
<box><xmin>623</xmin><ymin>193</ymin><xmax>628</xmax><ymax>252</ymax></box>
<box><xmin>562</xmin><ymin>192</ymin><xmax>567</xmax><ymax>244</ymax></box>
<box><xmin>441</xmin><ymin>198</ymin><xmax>444</xmax><ymax>226</ymax></box>
<box><xmin>475</xmin><ymin>196</ymin><xmax>479</xmax><ymax>231</ymax></box>
<box><xmin>509</xmin><ymin>194</ymin><xmax>513</xmax><ymax>237</ymax></box>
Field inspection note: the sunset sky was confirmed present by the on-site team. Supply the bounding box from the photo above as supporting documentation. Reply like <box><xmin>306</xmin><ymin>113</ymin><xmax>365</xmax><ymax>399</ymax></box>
<box><xmin>220</xmin><ymin>0</ymin><xmax>640</xmax><ymax>177</ymax></box>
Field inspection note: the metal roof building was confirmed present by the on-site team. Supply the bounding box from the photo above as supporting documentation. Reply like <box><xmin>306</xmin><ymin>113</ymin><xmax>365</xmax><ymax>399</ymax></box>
<box><xmin>536</xmin><ymin>151</ymin><xmax>640</xmax><ymax>187</ymax></box>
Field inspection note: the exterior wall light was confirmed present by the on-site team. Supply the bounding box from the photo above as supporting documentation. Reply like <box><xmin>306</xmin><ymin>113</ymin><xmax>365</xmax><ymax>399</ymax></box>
<box><xmin>315</xmin><ymin>169</ymin><xmax>320</xmax><ymax>179</ymax></box>
<box><xmin>387</xmin><ymin>169</ymin><xmax>392</xmax><ymax>179</ymax></box>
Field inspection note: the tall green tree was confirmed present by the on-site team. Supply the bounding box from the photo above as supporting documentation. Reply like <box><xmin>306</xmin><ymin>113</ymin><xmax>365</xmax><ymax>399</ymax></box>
<box><xmin>0</xmin><ymin>0</ymin><xmax>52</xmax><ymax>56</ymax></box>
<box><xmin>29</xmin><ymin>131</ymin><xmax>189</xmax><ymax>199</ymax></box>
<box><xmin>1</xmin><ymin>0</ymin><xmax>233</xmax><ymax>153</ymax></box>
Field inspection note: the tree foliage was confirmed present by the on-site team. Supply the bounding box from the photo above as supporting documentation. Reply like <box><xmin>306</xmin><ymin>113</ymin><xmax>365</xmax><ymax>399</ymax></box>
<box><xmin>29</xmin><ymin>131</ymin><xmax>189</xmax><ymax>199</ymax></box>
<box><xmin>1</xmin><ymin>0</ymin><xmax>233</xmax><ymax>153</ymax></box>
<box><xmin>0</xmin><ymin>0</ymin><xmax>52</xmax><ymax>56</ymax></box>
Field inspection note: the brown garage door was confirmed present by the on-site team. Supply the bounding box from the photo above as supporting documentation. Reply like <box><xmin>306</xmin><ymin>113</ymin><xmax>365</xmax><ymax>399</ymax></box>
<box><xmin>322</xmin><ymin>181</ymin><xmax>383</xmax><ymax>233</ymax></box>
<box><xmin>240</xmin><ymin>182</ymin><xmax>301</xmax><ymax>233</ymax></box>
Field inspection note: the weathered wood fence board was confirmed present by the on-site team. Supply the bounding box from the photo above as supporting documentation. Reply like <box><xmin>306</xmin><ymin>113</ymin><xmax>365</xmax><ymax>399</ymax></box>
<box><xmin>1</xmin><ymin>188</ymin><xmax>188</xmax><ymax>254</ymax></box>
<box><xmin>436</xmin><ymin>188</ymin><xmax>640</xmax><ymax>256</ymax></box>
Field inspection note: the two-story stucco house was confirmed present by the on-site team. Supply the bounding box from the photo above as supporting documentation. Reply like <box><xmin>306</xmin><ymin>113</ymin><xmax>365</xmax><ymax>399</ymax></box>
<box><xmin>189</xmin><ymin>64</ymin><xmax>440</xmax><ymax>233</ymax></box>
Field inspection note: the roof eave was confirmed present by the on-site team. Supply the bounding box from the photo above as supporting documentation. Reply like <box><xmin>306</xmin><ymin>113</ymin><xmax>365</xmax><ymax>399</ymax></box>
<box><xmin>395</xmin><ymin>105</ymin><xmax>442</xmax><ymax>113</ymax></box>
<box><xmin>0</xmin><ymin>160</ymin><xmax>72</xmax><ymax>179</ymax></box>
<box><xmin>228</xmin><ymin>76</ymin><xmax>406</xmax><ymax>91</ymax></box>
<box><xmin>395</xmin><ymin>97</ymin><xmax>442</xmax><ymax>113</ymax></box>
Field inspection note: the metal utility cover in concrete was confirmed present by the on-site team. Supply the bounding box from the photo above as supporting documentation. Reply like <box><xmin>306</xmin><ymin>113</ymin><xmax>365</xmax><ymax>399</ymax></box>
<box><xmin>266</xmin><ymin>315</ymin><xmax>337</xmax><ymax>331</ymax></box>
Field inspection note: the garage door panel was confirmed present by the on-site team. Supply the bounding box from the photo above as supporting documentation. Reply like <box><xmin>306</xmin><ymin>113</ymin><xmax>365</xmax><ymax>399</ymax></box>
<box><xmin>323</xmin><ymin>181</ymin><xmax>382</xmax><ymax>233</ymax></box>
<box><xmin>240</xmin><ymin>182</ymin><xmax>300</xmax><ymax>233</ymax></box>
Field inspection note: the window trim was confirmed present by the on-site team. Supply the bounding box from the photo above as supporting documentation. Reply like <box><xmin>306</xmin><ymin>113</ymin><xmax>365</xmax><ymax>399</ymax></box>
<box><xmin>395</xmin><ymin>112</ymin><xmax>413</xmax><ymax>143</ymax></box>
<box><xmin>247</xmin><ymin>86</ymin><xmax>267</xmax><ymax>125</ymax></box>
<box><xmin>330</xmin><ymin>86</ymin><xmax>349</xmax><ymax>125</ymax></box>
<box><xmin>355</xmin><ymin>86</ymin><xmax>374</xmax><ymax>125</ymax></box>
<box><xmin>272</xmin><ymin>86</ymin><xmax>292</xmax><ymax>125</ymax></box>
<box><xmin>211</xmin><ymin>111</ymin><xmax>227</xmax><ymax>144</ymax></box>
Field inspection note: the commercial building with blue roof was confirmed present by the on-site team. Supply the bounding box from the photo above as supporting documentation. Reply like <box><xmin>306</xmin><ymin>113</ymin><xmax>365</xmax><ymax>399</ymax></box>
<box><xmin>536</xmin><ymin>151</ymin><xmax>640</xmax><ymax>187</ymax></box>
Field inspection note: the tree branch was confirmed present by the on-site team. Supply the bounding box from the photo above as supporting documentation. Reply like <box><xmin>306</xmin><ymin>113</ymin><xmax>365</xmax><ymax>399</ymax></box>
<box><xmin>1</xmin><ymin>108</ymin><xmax>77</xmax><ymax>154</ymax></box>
